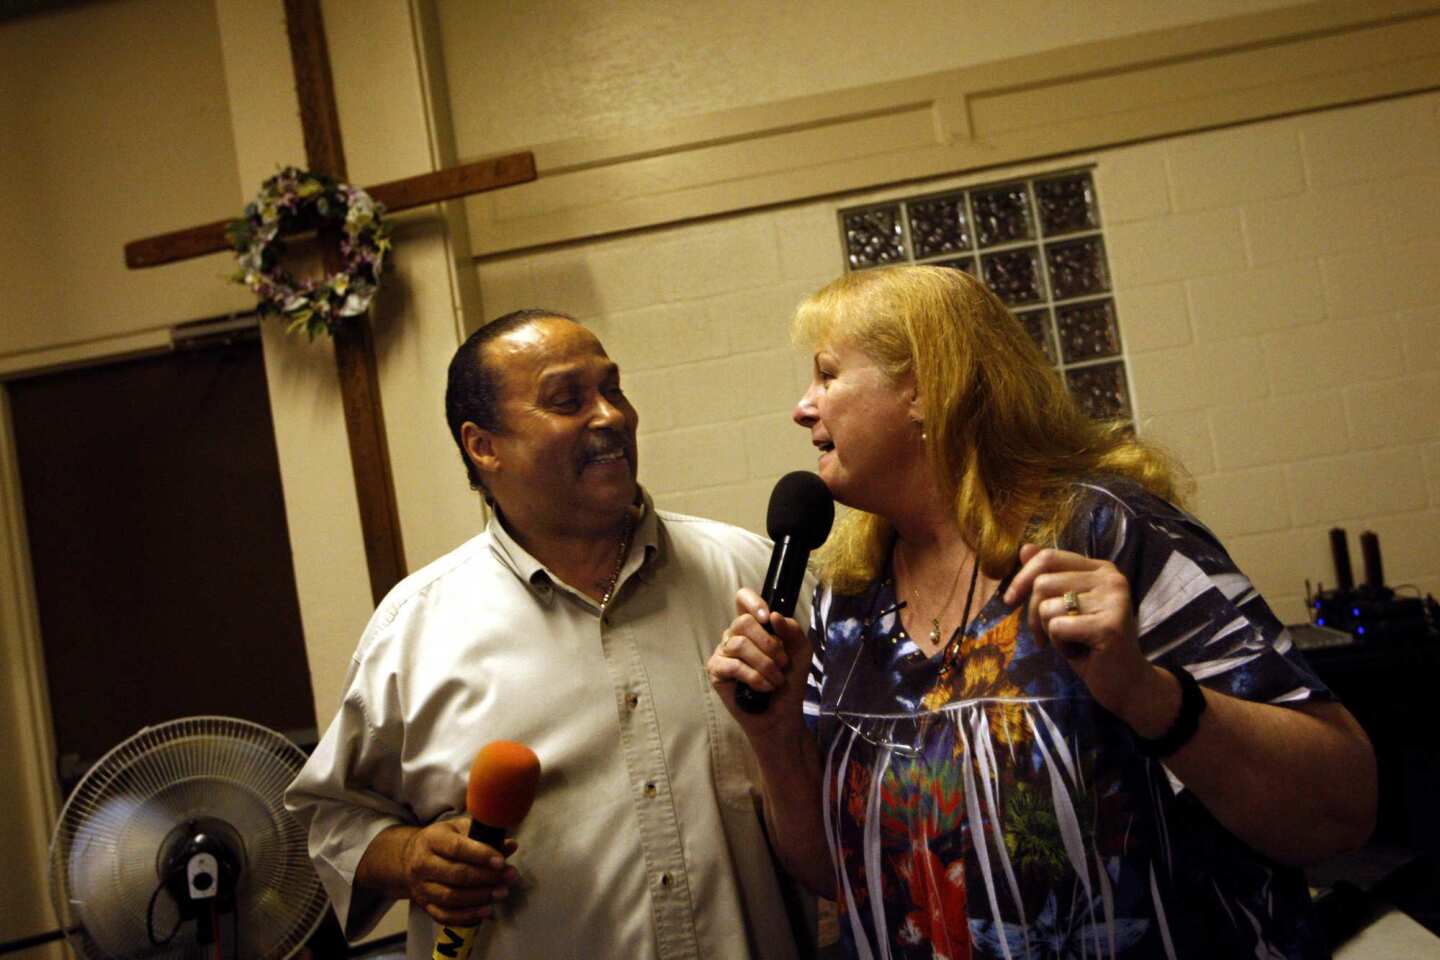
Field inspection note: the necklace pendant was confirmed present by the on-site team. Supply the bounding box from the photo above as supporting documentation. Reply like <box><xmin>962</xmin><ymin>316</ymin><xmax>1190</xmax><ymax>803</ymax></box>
<box><xmin>929</xmin><ymin>618</ymin><xmax>942</xmax><ymax>645</ymax></box>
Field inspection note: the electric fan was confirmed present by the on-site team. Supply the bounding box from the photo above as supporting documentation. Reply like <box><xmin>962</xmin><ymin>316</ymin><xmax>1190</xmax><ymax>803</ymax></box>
<box><xmin>48</xmin><ymin>716</ymin><xmax>329</xmax><ymax>960</ymax></box>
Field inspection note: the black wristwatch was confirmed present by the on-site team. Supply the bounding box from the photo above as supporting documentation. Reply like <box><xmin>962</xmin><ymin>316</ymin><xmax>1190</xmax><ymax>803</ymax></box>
<box><xmin>1134</xmin><ymin>665</ymin><xmax>1206</xmax><ymax>759</ymax></box>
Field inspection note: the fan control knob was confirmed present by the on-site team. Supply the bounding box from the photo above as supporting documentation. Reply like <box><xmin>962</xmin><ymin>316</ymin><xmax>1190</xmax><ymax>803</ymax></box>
<box><xmin>188</xmin><ymin>852</ymin><xmax>219</xmax><ymax>900</ymax></box>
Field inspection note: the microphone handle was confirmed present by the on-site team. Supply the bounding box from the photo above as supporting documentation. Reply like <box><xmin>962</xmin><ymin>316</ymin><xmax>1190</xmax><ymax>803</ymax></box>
<box><xmin>735</xmin><ymin>536</ymin><xmax>807</xmax><ymax>715</ymax></box>
<box><xmin>468</xmin><ymin>818</ymin><xmax>506</xmax><ymax>849</ymax></box>
<box><xmin>431</xmin><ymin>819</ymin><xmax>507</xmax><ymax>960</ymax></box>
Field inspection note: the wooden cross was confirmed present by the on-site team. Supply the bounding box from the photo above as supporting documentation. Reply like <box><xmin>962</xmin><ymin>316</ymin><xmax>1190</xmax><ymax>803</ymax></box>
<box><xmin>124</xmin><ymin>0</ymin><xmax>535</xmax><ymax>606</ymax></box>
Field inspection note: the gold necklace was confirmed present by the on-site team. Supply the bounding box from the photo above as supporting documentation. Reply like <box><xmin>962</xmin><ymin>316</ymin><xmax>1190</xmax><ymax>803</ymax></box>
<box><xmin>599</xmin><ymin>513</ymin><xmax>635</xmax><ymax>608</ymax></box>
<box><xmin>896</xmin><ymin>544</ymin><xmax>977</xmax><ymax>645</ymax></box>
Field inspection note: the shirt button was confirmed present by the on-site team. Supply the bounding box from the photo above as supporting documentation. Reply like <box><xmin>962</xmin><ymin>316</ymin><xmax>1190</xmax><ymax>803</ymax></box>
<box><xmin>643</xmin><ymin>782</ymin><xmax>657</xmax><ymax>798</ymax></box>
<box><xmin>659</xmin><ymin>872</ymin><xmax>673</xmax><ymax>888</ymax></box>
<box><xmin>626</xmin><ymin>693</ymin><xmax>640</xmax><ymax>710</ymax></box>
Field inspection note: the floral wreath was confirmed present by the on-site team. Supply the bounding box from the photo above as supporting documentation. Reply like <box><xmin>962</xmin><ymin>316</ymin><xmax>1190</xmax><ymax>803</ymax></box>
<box><xmin>227</xmin><ymin>166</ymin><xmax>392</xmax><ymax>339</ymax></box>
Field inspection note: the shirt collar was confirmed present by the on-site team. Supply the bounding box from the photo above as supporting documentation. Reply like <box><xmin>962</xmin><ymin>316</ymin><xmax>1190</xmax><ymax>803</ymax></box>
<box><xmin>486</xmin><ymin>488</ymin><xmax>658</xmax><ymax>598</ymax></box>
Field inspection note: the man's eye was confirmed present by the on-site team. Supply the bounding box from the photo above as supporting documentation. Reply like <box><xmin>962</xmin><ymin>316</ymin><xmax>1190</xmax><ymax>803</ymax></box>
<box><xmin>549</xmin><ymin>396</ymin><xmax>581</xmax><ymax>411</ymax></box>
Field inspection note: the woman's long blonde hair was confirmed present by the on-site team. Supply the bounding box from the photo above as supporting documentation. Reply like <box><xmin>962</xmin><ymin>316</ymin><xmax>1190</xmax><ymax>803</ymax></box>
<box><xmin>793</xmin><ymin>265</ymin><xmax>1186</xmax><ymax>593</ymax></box>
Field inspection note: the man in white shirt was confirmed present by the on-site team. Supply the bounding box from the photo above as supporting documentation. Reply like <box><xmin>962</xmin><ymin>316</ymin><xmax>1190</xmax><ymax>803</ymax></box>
<box><xmin>286</xmin><ymin>310</ymin><xmax>809</xmax><ymax>960</ymax></box>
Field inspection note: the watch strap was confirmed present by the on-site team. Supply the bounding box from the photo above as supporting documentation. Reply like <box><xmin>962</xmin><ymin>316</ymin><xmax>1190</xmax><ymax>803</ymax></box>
<box><xmin>1135</xmin><ymin>665</ymin><xmax>1207</xmax><ymax>759</ymax></box>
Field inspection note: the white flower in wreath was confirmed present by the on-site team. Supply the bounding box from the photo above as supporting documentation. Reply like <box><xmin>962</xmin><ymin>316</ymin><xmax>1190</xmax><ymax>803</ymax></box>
<box><xmin>340</xmin><ymin>293</ymin><xmax>370</xmax><ymax>317</ymax></box>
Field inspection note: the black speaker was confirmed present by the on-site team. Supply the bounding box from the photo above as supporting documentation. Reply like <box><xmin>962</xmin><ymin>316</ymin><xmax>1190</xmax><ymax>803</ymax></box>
<box><xmin>1312</xmin><ymin>529</ymin><xmax>1430</xmax><ymax>640</ymax></box>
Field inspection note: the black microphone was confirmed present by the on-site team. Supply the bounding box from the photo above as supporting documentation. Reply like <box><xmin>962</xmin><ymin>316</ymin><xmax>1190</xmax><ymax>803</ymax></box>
<box><xmin>735</xmin><ymin>471</ymin><xmax>835</xmax><ymax>714</ymax></box>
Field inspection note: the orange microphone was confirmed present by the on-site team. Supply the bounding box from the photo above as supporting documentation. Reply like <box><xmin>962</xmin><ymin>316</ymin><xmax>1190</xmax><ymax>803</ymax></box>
<box><xmin>433</xmin><ymin>741</ymin><xmax>541</xmax><ymax>960</ymax></box>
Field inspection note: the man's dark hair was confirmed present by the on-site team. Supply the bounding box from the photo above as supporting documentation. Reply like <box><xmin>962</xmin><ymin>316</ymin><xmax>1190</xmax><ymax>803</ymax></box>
<box><xmin>445</xmin><ymin>308</ymin><xmax>577</xmax><ymax>494</ymax></box>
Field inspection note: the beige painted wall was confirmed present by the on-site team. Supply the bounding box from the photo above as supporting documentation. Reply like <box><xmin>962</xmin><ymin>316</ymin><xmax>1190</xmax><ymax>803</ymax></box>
<box><xmin>435</xmin><ymin>0</ymin><xmax>1304</xmax><ymax>158</ymax></box>
<box><xmin>473</xmin><ymin>91</ymin><xmax>1440</xmax><ymax>626</ymax></box>
<box><xmin>0</xmin><ymin>0</ymin><xmax>254</xmax><ymax>364</ymax></box>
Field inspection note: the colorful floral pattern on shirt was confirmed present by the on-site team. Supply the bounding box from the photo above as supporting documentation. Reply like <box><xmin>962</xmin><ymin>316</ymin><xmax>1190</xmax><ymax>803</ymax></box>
<box><xmin>804</xmin><ymin>478</ymin><xmax>1332</xmax><ymax>959</ymax></box>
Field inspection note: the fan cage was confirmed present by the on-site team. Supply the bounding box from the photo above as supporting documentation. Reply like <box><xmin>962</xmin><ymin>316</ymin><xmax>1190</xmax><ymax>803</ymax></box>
<box><xmin>49</xmin><ymin>716</ymin><xmax>328</xmax><ymax>960</ymax></box>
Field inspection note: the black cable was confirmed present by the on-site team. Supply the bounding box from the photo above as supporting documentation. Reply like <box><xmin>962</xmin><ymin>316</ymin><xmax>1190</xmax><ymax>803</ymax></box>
<box><xmin>0</xmin><ymin>928</ymin><xmax>74</xmax><ymax>956</ymax></box>
<box><xmin>346</xmin><ymin>933</ymin><xmax>407</xmax><ymax>958</ymax></box>
<box><xmin>147</xmin><ymin>880</ymin><xmax>182</xmax><ymax>947</ymax></box>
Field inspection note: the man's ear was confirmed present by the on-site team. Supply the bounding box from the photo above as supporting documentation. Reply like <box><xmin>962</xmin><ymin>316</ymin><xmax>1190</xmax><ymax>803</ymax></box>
<box><xmin>461</xmin><ymin>422</ymin><xmax>500</xmax><ymax>478</ymax></box>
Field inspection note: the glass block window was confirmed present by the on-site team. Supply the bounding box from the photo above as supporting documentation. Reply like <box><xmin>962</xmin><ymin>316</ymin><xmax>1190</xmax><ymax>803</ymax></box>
<box><xmin>838</xmin><ymin>169</ymin><xmax>1130</xmax><ymax>423</ymax></box>
<box><xmin>842</xmin><ymin>205</ymin><xmax>907</xmax><ymax>270</ymax></box>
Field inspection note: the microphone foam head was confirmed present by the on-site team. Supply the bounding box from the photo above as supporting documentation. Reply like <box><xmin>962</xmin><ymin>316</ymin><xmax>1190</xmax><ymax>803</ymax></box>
<box><xmin>766</xmin><ymin>471</ymin><xmax>835</xmax><ymax>550</ymax></box>
<box><xmin>466</xmin><ymin>740</ymin><xmax>541</xmax><ymax>829</ymax></box>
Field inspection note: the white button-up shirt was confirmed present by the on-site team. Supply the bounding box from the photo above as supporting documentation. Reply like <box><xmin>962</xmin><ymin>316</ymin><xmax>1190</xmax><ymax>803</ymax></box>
<box><xmin>286</xmin><ymin>496</ymin><xmax>810</xmax><ymax>960</ymax></box>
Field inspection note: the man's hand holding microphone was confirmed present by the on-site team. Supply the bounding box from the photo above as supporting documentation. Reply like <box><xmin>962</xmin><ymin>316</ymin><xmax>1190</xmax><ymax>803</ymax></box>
<box><xmin>398</xmin><ymin>741</ymin><xmax>539</xmax><ymax>960</ymax></box>
<box><xmin>399</xmin><ymin>816</ymin><xmax>517</xmax><ymax>930</ymax></box>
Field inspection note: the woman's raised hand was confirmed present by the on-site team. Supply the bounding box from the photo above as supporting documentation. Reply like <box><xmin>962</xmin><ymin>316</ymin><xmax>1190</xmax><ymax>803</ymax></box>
<box><xmin>1003</xmin><ymin>543</ymin><xmax>1155</xmax><ymax>721</ymax></box>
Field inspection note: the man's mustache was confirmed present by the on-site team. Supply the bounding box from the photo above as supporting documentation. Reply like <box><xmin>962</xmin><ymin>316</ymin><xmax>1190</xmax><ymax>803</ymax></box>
<box><xmin>581</xmin><ymin>431</ymin><xmax>630</xmax><ymax>460</ymax></box>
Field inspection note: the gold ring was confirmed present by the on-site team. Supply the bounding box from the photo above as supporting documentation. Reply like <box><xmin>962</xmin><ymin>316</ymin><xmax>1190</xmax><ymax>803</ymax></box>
<box><xmin>1063</xmin><ymin>590</ymin><xmax>1081</xmax><ymax>615</ymax></box>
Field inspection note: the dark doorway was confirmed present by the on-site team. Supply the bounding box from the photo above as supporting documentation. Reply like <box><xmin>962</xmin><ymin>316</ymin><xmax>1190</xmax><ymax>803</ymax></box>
<box><xmin>8</xmin><ymin>328</ymin><xmax>316</xmax><ymax>791</ymax></box>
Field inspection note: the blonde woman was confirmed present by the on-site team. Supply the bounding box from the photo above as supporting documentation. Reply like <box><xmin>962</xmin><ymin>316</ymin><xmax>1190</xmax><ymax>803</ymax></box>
<box><xmin>708</xmin><ymin>265</ymin><xmax>1375</xmax><ymax>959</ymax></box>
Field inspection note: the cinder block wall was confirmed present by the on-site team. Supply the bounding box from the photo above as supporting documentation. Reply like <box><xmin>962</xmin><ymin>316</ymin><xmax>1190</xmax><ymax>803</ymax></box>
<box><xmin>476</xmin><ymin>91</ymin><xmax>1440</xmax><ymax>624</ymax></box>
<box><xmin>1114</xmin><ymin>92</ymin><xmax>1440</xmax><ymax>622</ymax></box>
